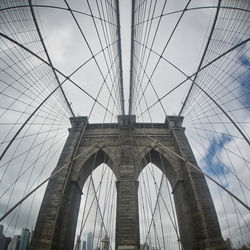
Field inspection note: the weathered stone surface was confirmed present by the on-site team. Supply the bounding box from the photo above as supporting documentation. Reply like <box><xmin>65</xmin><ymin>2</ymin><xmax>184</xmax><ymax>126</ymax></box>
<box><xmin>29</xmin><ymin>116</ymin><xmax>226</xmax><ymax>250</ymax></box>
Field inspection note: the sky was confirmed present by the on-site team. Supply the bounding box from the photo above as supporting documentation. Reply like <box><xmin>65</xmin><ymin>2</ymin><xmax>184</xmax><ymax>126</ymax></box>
<box><xmin>0</xmin><ymin>0</ymin><xmax>249</xmax><ymax>249</ymax></box>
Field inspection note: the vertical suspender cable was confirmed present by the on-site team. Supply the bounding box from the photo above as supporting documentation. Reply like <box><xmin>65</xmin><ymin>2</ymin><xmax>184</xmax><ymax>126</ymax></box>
<box><xmin>128</xmin><ymin>0</ymin><xmax>135</xmax><ymax>115</ymax></box>
<box><xmin>115</xmin><ymin>0</ymin><xmax>125</xmax><ymax>115</ymax></box>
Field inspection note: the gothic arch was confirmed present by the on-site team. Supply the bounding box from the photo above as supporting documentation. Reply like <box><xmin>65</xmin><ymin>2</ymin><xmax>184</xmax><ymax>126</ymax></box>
<box><xmin>29</xmin><ymin>147</ymin><xmax>116</xmax><ymax>250</ymax></box>
<box><xmin>138</xmin><ymin>146</ymin><xmax>226</xmax><ymax>250</ymax></box>
<box><xmin>138</xmin><ymin>146</ymin><xmax>184</xmax><ymax>187</ymax></box>
<box><xmin>74</xmin><ymin>148</ymin><xmax>117</xmax><ymax>190</ymax></box>
<box><xmin>30</xmin><ymin>116</ymin><xmax>227</xmax><ymax>250</ymax></box>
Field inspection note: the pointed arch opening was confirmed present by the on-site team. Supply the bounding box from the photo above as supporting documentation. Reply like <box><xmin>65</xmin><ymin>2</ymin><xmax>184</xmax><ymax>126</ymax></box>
<box><xmin>138</xmin><ymin>158</ymin><xmax>181</xmax><ymax>250</ymax></box>
<box><xmin>74</xmin><ymin>150</ymin><xmax>117</xmax><ymax>250</ymax></box>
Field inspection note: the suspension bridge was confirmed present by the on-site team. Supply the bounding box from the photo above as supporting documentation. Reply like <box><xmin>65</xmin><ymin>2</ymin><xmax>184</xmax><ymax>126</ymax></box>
<box><xmin>0</xmin><ymin>0</ymin><xmax>249</xmax><ymax>250</ymax></box>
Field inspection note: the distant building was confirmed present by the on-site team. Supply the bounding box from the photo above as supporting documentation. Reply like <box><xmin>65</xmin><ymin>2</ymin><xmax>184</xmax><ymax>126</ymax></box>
<box><xmin>142</xmin><ymin>243</ymin><xmax>149</xmax><ymax>250</ymax></box>
<box><xmin>82</xmin><ymin>241</ymin><xmax>86</xmax><ymax>250</ymax></box>
<box><xmin>0</xmin><ymin>237</ymin><xmax>11</xmax><ymax>250</ymax></box>
<box><xmin>28</xmin><ymin>228</ymin><xmax>34</xmax><ymax>247</ymax></box>
<box><xmin>75</xmin><ymin>235</ymin><xmax>81</xmax><ymax>250</ymax></box>
<box><xmin>225</xmin><ymin>238</ymin><xmax>232</xmax><ymax>250</ymax></box>
<box><xmin>18</xmin><ymin>228</ymin><xmax>30</xmax><ymax>250</ymax></box>
<box><xmin>7</xmin><ymin>235</ymin><xmax>20</xmax><ymax>250</ymax></box>
<box><xmin>0</xmin><ymin>225</ymin><xmax>11</xmax><ymax>250</ymax></box>
<box><xmin>87</xmin><ymin>232</ymin><xmax>93</xmax><ymax>250</ymax></box>
<box><xmin>101</xmin><ymin>235</ymin><xmax>109</xmax><ymax>250</ymax></box>
<box><xmin>0</xmin><ymin>225</ymin><xmax>3</xmax><ymax>236</ymax></box>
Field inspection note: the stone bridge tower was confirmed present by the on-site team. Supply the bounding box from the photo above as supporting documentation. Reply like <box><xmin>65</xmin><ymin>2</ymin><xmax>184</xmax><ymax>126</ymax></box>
<box><xmin>29</xmin><ymin>115</ymin><xmax>226</xmax><ymax>250</ymax></box>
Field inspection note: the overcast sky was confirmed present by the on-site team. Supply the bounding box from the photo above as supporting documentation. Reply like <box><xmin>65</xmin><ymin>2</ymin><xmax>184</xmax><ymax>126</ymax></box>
<box><xmin>0</xmin><ymin>0</ymin><xmax>249</xmax><ymax>249</ymax></box>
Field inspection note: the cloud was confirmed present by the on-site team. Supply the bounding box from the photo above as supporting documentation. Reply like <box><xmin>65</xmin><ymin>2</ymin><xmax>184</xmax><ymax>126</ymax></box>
<box><xmin>202</xmin><ymin>134</ymin><xmax>231</xmax><ymax>178</ymax></box>
<box><xmin>0</xmin><ymin>0</ymin><xmax>249</xmax><ymax>249</ymax></box>
<box><xmin>238</xmin><ymin>53</ymin><xmax>250</xmax><ymax>107</ymax></box>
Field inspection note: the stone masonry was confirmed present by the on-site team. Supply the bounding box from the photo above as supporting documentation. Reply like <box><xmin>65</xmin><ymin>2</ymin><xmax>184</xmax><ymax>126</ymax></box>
<box><xmin>29</xmin><ymin>115</ymin><xmax>227</xmax><ymax>250</ymax></box>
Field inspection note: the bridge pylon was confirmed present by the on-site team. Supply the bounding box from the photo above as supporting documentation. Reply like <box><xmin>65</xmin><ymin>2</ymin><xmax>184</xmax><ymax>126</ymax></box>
<box><xmin>29</xmin><ymin>115</ymin><xmax>226</xmax><ymax>250</ymax></box>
